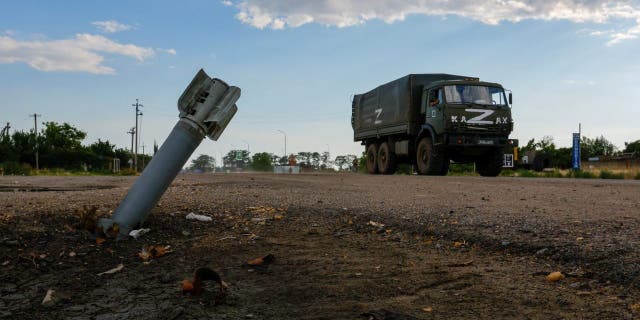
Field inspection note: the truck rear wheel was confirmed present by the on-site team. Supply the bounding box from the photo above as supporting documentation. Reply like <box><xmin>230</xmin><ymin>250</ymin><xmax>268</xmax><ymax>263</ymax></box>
<box><xmin>377</xmin><ymin>142</ymin><xmax>397</xmax><ymax>175</ymax></box>
<box><xmin>366</xmin><ymin>143</ymin><xmax>379</xmax><ymax>174</ymax></box>
<box><xmin>416</xmin><ymin>137</ymin><xmax>444</xmax><ymax>175</ymax></box>
<box><xmin>476</xmin><ymin>149</ymin><xmax>503</xmax><ymax>177</ymax></box>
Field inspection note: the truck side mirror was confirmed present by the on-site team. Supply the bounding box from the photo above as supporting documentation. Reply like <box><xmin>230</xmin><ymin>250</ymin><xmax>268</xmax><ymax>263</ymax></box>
<box><xmin>508</xmin><ymin>92</ymin><xmax>513</xmax><ymax>105</ymax></box>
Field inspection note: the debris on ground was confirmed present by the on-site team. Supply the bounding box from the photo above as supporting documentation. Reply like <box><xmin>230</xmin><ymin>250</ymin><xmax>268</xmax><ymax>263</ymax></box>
<box><xmin>186</xmin><ymin>212</ymin><xmax>213</xmax><ymax>222</ymax></box>
<box><xmin>367</xmin><ymin>221</ymin><xmax>385</xmax><ymax>228</ymax></box>
<box><xmin>97</xmin><ymin>264</ymin><xmax>124</xmax><ymax>276</ymax></box>
<box><xmin>41</xmin><ymin>289</ymin><xmax>70</xmax><ymax>307</ymax></box>
<box><xmin>129</xmin><ymin>228</ymin><xmax>151</xmax><ymax>239</ymax></box>
<box><xmin>546</xmin><ymin>271</ymin><xmax>565</xmax><ymax>282</ymax></box>
<box><xmin>138</xmin><ymin>245</ymin><xmax>172</xmax><ymax>261</ymax></box>
<box><xmin>76</xmin><ymin>205</ymin><xmax>99</xmax><ymax>233</ymax></box>
<box><xmin>182</xmin><ymin>267</ymin><xmax>228</xmax><ymax>295</ymax></box>
<box><xmin>244</xmin><ymin>254</ymin><xmax>275</xmax><ymax>266</ymax></box>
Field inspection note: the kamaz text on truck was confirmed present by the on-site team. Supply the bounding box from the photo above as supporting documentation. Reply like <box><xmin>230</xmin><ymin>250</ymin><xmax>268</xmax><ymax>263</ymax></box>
<box><xmin>351</xmin><ymin>74</ymin><xmax>515</xmax><ymax>176</ymax></box>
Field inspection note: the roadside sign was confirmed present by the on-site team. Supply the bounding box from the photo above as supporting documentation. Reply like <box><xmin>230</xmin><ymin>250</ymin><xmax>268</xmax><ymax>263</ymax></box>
<box><xmin>235</xmin><ymin>151</ymin><xmax>242</xmax><ymax>161</ymax></box>
<box><xmin>572</xmin><ymin>133</ymin><xmax>581</xmax><ymax>170</ymax></box>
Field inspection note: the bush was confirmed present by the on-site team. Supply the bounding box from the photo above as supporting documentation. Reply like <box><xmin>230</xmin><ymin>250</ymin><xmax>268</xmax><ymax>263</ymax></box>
<box><xmin>599</xmin><ymin>170</ymin><xmax>624</xmax><ymax>180</ymax></box>
<box><xmin>0</xmin><ymin>161</ymin><xmax>30</xmax><ymax>175</ymax></box>
<box><xmin>635</xmin><ymin>172</ymin><xmax>640</xmax><ymax>180</ymax></box>
<box><xmin>567</xmin><ymin>170</ymin><xmax>596</xmax><ymax>179</ymax></box>
<box><xmin>543</xmin><ymin>170</ymin><xmax>563</xmax><ymax>178</ymax></box>
<box><xmin>516</xmin><ymin>169</ymin><xmax>537</xmax><ymax>177</ymax></box>
<box><xmin>499</xmin><ymin>169</ymin><xmax>516</xmax><ymax>177</ymax></box>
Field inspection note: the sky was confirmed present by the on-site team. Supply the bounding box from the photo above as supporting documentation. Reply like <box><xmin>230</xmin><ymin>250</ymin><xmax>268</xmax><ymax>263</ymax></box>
<box><xmin>1</xmin><ymin>0</ymin><xmax>640</xmax><ymax>165</ymax></box>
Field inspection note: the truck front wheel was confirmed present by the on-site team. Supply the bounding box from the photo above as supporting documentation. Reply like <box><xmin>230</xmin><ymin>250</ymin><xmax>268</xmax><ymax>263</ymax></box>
<box><xmin>377</xmin><ymin>142</ymin><xmax>397</xmax><ymax>175</ymax></box>
<box><xmin>366</xmin><ymin>143</ymin><xmax>379</xmax><ymax>174</ymax></box>
<box><xmin>416</xmin><ymin>137</ymin><xmax>444</xmax><ymax>175</ymax></box>
<box><xmin>476</xmin><ymin>149</ymin><xmax>503</xmax><ymax>177</ymax></box>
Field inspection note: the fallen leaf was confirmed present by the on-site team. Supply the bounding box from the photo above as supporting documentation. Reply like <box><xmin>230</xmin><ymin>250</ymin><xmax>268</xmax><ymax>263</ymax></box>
<box><xmin>245</xmin><ymin>253</ymin><xmax>275</xmax><ymax>266</ymax></box>
<box><xmin>96</xmin><ymin>238</ymin><xmax>106</xmax><ymax>245</ymax></box>
<box><xmin>546</xmin><ymin>271</ymin><xmax>565</xmax><ymax>282</ymax></box>
<box><xmin>422</xmin><ymin>307</ymin><xmax>433</xmax><ymax>312</ymax></box>
<box><xmin>423</xmin><ymin>239</ymin><xmax>433</xmax><ymax>245</ymax></box>
<box><xmin>630</xmin><ymin>303</ymin><xmax>640</xmax><ymax>312</ymax></box>
<box><xmin>274</xmin><ymin>213</ymin><xmax>285</xmax><ymax>220</ymax></box>
<box><xmin>453</xmin><ymin>241</ymin><xmax>466</xmax><ymax>247</ymax></box>
<box><xmin>97</xmin><ymin>264</ymin><xmax>124</xmax><ymax>276</ymax></box>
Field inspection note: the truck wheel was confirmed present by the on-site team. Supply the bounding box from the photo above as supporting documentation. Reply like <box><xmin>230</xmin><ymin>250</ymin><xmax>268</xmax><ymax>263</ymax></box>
<box><xmin>366</xmin><ymin>143</ymin><xmax>379</xmax><ymax>174</ymax></box>
<box><xmin>377</xmin><ymin>142</ymin><xmax>397</xmax><ymax>175</ymax></box>
<box><xmin>416</xmin><ymin>137</ymin><xmax>443</xmax><ymax>175</ymax></box>
<box><xmin>476</xmin><ymin>149</ymin><xmax>503</xmax><ymax>177</ymax></box>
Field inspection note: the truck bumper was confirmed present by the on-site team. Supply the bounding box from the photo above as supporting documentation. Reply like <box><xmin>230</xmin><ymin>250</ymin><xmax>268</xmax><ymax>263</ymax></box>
<box><xmin>444</xmin><ymin>134</ymin><xmax>512</xmax><ymax>147</ymax></box>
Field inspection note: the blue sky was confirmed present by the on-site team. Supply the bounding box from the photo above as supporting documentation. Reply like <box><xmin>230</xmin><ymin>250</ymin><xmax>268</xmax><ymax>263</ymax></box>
<box><xmin>1</xmin><ymin>0</ymin><xmax>640</xmax><ymax>164</ymax></box>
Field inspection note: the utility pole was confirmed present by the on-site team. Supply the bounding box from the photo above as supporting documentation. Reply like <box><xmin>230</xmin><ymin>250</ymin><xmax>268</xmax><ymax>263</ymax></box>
<box><xmin>242</xmin><ymin>139</ymin><xmax>250</xmax><ymax>153</ymax></box>
<box><xmin>127</xmin><ymin>127</ymin><xmax>136</xmax><ymax>169</ymax></box>
<box><xmin>132</xmin><ymin>99</ymin><xmax>143</xmax><ymax>172</ymax></box>
<box><xmin>29</xmin><ymin>114</ymin><xmax>41</xmax><ymax>170</ymax></box>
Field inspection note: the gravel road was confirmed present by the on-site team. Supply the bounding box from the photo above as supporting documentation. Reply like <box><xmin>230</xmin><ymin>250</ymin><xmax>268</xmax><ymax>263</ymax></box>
<box><xmin>1</xmin><ymin>173</ymin><xmax>639</xmax><ymax>319</ymax></box>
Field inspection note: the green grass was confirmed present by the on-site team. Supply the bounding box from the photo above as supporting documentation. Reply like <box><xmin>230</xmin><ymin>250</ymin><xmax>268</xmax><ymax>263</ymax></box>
<box><xmin>543</xmin><ymin>170</ymin><xmax>564</xmax><ymax>178</ymax></box>
<box><xmin>516</xmin><ymin>169</ymin><xmax>538</xmax><ymax>177</ymax></box>
<box><xmin>599</xmin><ymin>170</ymin><xmax>624</xmax><ymax>180</ymax></box>
<box><xmin>566</xmin><ymin>170</ymin><xmax>596</xmax><ymax>179</ymax></box>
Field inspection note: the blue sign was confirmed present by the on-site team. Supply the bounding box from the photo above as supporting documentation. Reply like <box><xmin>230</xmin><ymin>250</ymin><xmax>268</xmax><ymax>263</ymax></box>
<box><xmin>572</xmin><ymin>133</ymin><xmax>581</xmax><ymax>170</ymax></box>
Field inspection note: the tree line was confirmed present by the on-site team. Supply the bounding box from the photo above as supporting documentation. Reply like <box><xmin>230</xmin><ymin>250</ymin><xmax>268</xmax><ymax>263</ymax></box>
<box><xmin>0</xmin><ymin>122</ymin><xmax>149</xmax><ymax>175</ymax></box>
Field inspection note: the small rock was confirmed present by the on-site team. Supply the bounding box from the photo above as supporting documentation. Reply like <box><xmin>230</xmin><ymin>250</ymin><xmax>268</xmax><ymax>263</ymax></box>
<box><xmin>501</xmin><ymin>241</ymin><xmax>510</xmax><ymax>246</ymax></box>
<box><xmin>535</xmin><ymin>248</ymin><xmax>548</xmax><ymax>255</ymax></box>
<box><xmin>245</xmin><ymin>314</ymin><xmax>255</xmax><ymax>319</ymax></box>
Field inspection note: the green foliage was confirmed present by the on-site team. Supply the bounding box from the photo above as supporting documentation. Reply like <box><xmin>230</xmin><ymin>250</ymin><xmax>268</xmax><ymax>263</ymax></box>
<box><xmin>543</xmin><ymin>170</ymin><xmax>563</xmax><ymax>178</ymax></box>
<box><xmin>599</xmin><ymin>170</ymin><xmax>624</xmax><ymax>180</ymax></box>
<box><xmin>516</xmin><ymin>169</ymin><xmax>538</xmax><ymax>177</ymax></box>
<box><xmin>624</xmin><ymin>140</ymin><xmax>640</xmax><ymax>154</ymax></box>
<box><xmin>40</xmin><ymin>122</ymin><xmax>86</xmax><ymax>153</ymax></box>
<box><xmin>499</xmin><ymin>169</ymin><xmax>516</xmax><ymax>177</ymax></box>
<box><xmin>581</xmin><ymin>136</ymin><xmax>617</xmax><ymax>159</ymax></box>
<box><xmin>449</xmin><ymin>163</ymin><xmax>475</xmax><ymax>174</ymax></box>
<box><xmin>0</xmin><ymin>161</ymin><xmax>30</xmax><ymax>175</ymax></box>
<box><xmin>251</xmin><ymin>152</ymin><xmax>273</xmax><ymax>172</ymax></box>
<box><xmin>189</xmin><ymin>154</ymin><xmax>216</xmax><ymax>172</ymax></box>
<box><xmin>223</xmin><ymin>150</ymin><xmax>250</xmax><ymax>169</ymax></box>
<box><xmin>566</xmin><ymin>170</ymin><xmax>596</xmax><ymax>179</ymax></box>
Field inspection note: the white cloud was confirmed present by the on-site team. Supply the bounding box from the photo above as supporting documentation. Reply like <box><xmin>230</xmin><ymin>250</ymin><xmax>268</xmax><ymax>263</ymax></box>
<box><xmin>158</xmin><ymin>48</ymin><xmax>177</xmax><ymax>55</ymax></box>
<box><xmin>228</xmin><ymin>0</ymin><xmax>640</xmax><ymax>44</ymax></box>
<box><xmin>92</xmin><ymin>20</ymin><xmax>132</xmax><ymax>33</ymax></box>
<box><xmin>0</xmin><ymin>34</ymin><xmax>155</xmax><ymax>74</ymax></box>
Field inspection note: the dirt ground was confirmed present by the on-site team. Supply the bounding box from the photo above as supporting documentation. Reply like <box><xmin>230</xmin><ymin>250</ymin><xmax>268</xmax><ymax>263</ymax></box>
<box><xmin>1</xmin><ymin>173</ymin><xmax>640</xmax><ymax>319</ymax></box>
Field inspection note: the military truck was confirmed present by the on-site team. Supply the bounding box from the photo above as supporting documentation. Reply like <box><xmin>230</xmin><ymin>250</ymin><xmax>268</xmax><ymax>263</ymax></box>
<box><xmin>351</xmin><ymin>74</ymin><xmax>514</xmax><ymax>176</ymax></box>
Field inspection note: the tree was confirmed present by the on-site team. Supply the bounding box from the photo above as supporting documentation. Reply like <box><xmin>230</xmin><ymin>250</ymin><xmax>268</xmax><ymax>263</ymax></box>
<box><xmin>581</xmin><ymin>135</ymin><xmax>617</xmax><ymax>159</ymax></box>
<box><xmin>223</xmin><ymin>150</ymin><xmax>250</xmax><ymax>169</ymax></box>
<box><xmin>624</xmin><ymin>140</ymin><xmax>640</xmax><ymax>154</ymax></box>
<box><xmin>39</xmin><ymin>122</ymin><xmax>86</xmax><ymax>153</ymax></box>
<box><xmin>334</xmin><ymin>155</ymin><xmax>348</xmax><ymax>171</ymax></box>
<box><xmin>252</xmin><ymin>152</ymin><xmax>273</xmax><ymax>171</ymax></box>
<box><xmin>89</xmin><ymin>139</ymin><xmax>115</xmax><ymax>158</ymax></box>
<box><xmin>189</xmin><ymin>154</ymin><xmax>215</xmax><ymax>172</ymax></box>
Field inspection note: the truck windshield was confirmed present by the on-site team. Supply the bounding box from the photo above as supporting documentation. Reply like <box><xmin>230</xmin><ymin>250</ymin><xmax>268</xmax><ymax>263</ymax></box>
<box><xmin>444</xmin><ymin>85</ymin><xmax>507</xmax><ymax>106</ymax></box>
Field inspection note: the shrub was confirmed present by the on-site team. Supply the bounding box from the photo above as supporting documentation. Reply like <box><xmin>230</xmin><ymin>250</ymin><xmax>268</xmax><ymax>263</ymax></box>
<box><xmin>635</xmin><ymin>172</ymin><xmax>640</xmax><ymax>180</ymax></box>
<box><xmin>499</xmin><ymin>169</ymin><xmax>516</xmax><ymax>177</ymax></box>
<box><xmin>0</xmin><ymin>162</ymin><xmax>30</xmax><ymax>175</ymax></box>
<box><xmin>516</xmin><ymin>169</ymin><xmax>537</xmax><ymax>177</ymax></box>
<box><xmin>599</xmin><ymin>170</ymin><xmax>624</xmax><ymax>180</ymax></box>
<box><xmin>543</xmin><ymin>170</ymin><xmax>563</xmax><ymax>178</ymax></box>
<box><xmin>567</xmin><ymin>170</ymin><xmax>596</xmax><ymax>179</ymax></box>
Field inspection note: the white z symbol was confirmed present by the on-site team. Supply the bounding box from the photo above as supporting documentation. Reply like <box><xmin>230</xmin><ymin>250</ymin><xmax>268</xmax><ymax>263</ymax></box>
<box><xmin>465</xmin><ymin>109</ymin><xmax>494</xmax><ymax>125</ymax></box>
<box><xmin>374</xmin><ymin>108</ymin><xmax>383</xmax><ymax>124</ymax></box>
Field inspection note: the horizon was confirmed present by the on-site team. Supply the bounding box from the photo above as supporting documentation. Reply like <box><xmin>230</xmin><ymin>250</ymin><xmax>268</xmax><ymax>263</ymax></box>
<box><xmin>2</xmin><ymin>1</ymin><xmax>640</xmax><ymax>162</ymax></box>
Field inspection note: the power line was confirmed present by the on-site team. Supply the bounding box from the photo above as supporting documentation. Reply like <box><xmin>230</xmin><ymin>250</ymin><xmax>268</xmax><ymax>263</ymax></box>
<box><xmin>29</xmin><ymin>114</ymin><xmax>41</xmax><ymax>170</ymax></box>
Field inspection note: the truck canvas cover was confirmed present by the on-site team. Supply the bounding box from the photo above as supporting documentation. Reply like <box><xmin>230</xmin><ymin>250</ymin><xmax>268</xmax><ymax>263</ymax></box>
<box><xmin>352</xmin><ymin>74</ymin><xmax>474</xmax><ymax>140</ymax></box>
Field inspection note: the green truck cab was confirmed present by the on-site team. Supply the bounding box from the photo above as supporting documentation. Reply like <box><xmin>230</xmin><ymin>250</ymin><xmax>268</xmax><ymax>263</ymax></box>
<box><xmin>351</xmin><ymin>74</ymin><xmax>514</xmax><ymax>176</ymax></box>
